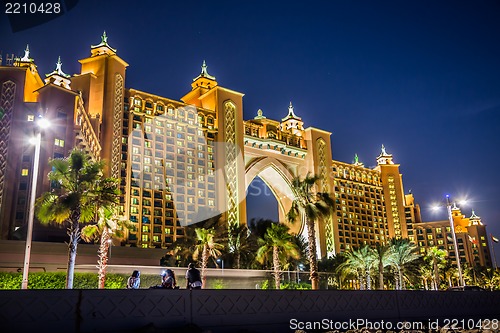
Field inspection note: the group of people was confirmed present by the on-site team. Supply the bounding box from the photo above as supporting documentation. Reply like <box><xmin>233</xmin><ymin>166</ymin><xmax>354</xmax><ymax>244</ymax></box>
<box><xmin>126</xmin><ymin>263</ymin><xmax>202</xmax><ymax>290</ymax></box>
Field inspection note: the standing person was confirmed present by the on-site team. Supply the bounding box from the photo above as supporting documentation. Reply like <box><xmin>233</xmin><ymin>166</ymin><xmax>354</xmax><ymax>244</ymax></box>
<box><xmin>161</xmin><ymin>269</ymin><xmax>177</xmax><ymax>289</ymax></box>
<box><xmin>186</xmin><ymin>263</ymin><xmax>202</xmax><ymax>289</ymax></box>
<box><xmin>127</xmin><ymin>270</ymin><xmax>141</xmax><ymax>289</ymax></box>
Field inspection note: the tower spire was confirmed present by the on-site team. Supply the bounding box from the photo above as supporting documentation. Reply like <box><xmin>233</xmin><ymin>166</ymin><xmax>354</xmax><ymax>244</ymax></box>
<box><xmin>193</xmin><ymin>60</ymin><xmax>216</xmax><ymax>81</ymax></box>
<box><xmin>45</xmin><ymin>56</ymin><xmax>71</xmax><ymax>89</ymax></box>
<box><xmin>376</xmin><ymin>144</ymin><xmax>394</xmax><ymax>165</ymax></box>
<box><xmin>20</xmin><ymin>44</ymin><xmax>31</xmax><ymax>62</ymax></box>
<box><xmin>91</xmin><ymin>30</ymin><xmax>117</xmax><ymax>55</ymax></box>
<box><xmin>281</xmin><ymin>101</ymin><xmax>302</xmax><ymax>121</ymax></box>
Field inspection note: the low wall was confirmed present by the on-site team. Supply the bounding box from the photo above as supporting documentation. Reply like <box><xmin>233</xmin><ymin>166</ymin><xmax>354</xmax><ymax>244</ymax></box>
<box><xmin>1</xmin><ymin>289</ymin><xmax>500</xmax><ymax>333</ymax></box>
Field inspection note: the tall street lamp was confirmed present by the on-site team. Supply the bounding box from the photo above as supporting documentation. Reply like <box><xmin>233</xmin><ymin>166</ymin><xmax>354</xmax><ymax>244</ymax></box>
<box><xmin>445</xmin><ymin>195</ymin><xmax>465</xmax><ymax>287</ymax></box>
<box><xmin>21</xmin><ymin>115</ymin><xmax>49</xmax><ymax>289</ymax></box>
<box><xmin>216</xmin><ymin>258</ymin><xmax>224</xmax><ymax>271</ymax></box>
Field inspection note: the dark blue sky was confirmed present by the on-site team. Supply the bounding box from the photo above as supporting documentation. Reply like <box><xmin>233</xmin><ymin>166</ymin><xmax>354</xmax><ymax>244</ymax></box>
<box><xmin>2</xmin><ymin>0</ymin><xmax>500</xmax><ymax>260</ymax></box>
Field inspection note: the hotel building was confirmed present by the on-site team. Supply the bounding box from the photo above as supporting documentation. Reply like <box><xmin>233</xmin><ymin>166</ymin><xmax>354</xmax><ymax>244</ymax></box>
<box><xmin>0</xmin><ymin>34</ymin><xmax>493</xmax><ymax>266</ymax></box>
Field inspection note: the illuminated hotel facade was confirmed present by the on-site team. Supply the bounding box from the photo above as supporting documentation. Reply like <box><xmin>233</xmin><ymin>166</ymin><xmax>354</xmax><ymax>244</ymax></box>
<box><xmin>0</xmin><ymin>34</ymin><xmax>493</xmax><ymax>266</ymax></box>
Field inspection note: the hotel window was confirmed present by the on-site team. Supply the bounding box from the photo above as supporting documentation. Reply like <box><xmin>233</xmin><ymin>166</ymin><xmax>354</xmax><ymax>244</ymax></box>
<box><xmin>198</xmin><ymin>152</ymin><xmax>204</xmax><ymax>159</ymax></box>
<box><xmin>134</xmin><ymin>98</ymin><xmax>142</xmax><ymax>106</ymax></box>
<box><xmin>142</xmin><ymin>235</ymin><xmax>149</xmax><ymax>242</ymax></box>
<box><xmin>144</xmin><ymin>157</ymin><xmax>151</xmax><ymax>164</ymax></box>
<box><xmin>54</xmin><ymin>138</ymin><xmax>65</xmax><ymax>147</ymax></box>
<box><xmin>21</xmin><ymin>169</ymin><xmax>29</xmax><ymax>176</ymax></box>
<box><xmin>167</xmin><ymin>107</ymin><xmax>174</xmax><ymax>115</ymax></box>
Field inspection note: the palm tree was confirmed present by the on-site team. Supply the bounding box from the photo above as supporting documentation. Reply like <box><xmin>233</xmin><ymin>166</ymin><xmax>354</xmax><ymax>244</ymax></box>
<box><xmin>287</xmin><ymin>174</ymin><xmax>334</xmax><ymax>290</ymax></box>
<box><xmin>256</xmin><ymin>223</ymin><xmax>300</xmax><ymax>289</ymax></box>
<box><xmin>228</xmin><ymin>223</ymin><xmax>253</xmax><ymax>269</ymax></box>
<box><xmin>373</xmin><ymin>243</ymin><xmax>394</xmax><ymax>290</ymax></box>
<box><xmin>337</xmin><ymin>245</ymin><xmax>375</xmax><ymax>290</ymax></box>
<box><xmin>389</xmin><ymin>238</ymin><xmax>420</xmax><ymax>290</ymax></box>
<box><xmin>36</xmin><ymin>150</ymin><xmax>119</xmax><ymax>289</ymax></box>
<box><xmin>166</xmin><ymin>212</ymin><xmax>224</xmax><ymax>267</ymax></box>
<box><xmin>193</xmin><ymin>227</ymin><xmax>224</xmax><ymax>288</ymax></box>
<box><xmin>480</xmin><ymin>268</ymin><xmax>500</xmax><ymax>291</ymax></box>
<box><xmin>81</xmin><ymin>206</ymin><xmax>133</xmax><ymax>289</ymax></box>
<box><xmin>419</xmin><ymin>264</ymin><xmax>434</xmax><ymax>290</ymax></box>
<box><xmin>425</xmin><ymin>247</ymin><xmax>447</xmax><ymax>290</ymax></box>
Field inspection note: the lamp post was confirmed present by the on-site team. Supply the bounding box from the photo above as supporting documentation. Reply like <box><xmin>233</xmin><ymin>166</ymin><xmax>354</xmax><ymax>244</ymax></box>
<box><xmin>216</xmin><ymin>258</ymin><xmax>224</xmax><ymax>271</ymax></box>
<box><xmin>21</xmin><ymin>116</ymin><xmax>48</xmax><ymax>290</ymax></box>
<box><xmin>446</xmin><ymin>195</ymin><xmax>465</xmax><ymax>287</ymax></box>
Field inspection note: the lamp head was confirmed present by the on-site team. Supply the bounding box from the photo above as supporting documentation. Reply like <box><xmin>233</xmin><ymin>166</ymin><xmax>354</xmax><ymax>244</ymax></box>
<box><xmin>37</xmin><ymin>116</ymin><xmax>50</xmax><ymax>129</ymax></box>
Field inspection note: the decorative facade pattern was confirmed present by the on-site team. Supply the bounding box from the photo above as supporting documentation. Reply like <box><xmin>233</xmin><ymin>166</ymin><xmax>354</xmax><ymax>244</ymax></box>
<box><xmin>224</xmin><ymin>101</ymin><xmax>238</xmax><ymax>228</ymax></box>
<box><xmin>317</xmin><ymin>138</ymin><xmax>335</xmax><ymax>257</ymax></box>
<box><xmin>0</xmin><ymin>81</ymin><xmax>16</xmax><ymax>218</ymax></box>
<box><xmin>111</xmin><ymin>73</ymin><xmax>124</xmax><ymax>178</ymax></box>
<box><xmin>387</xmin><ymin>175</ymin><xmax>402</xmax><ymax>238</ymax></box>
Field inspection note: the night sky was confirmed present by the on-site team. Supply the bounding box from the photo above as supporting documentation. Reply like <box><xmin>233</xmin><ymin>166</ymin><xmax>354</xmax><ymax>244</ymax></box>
<box><xmin>2</xmin><ymin>0</ymin><xmax>500</xmax><ymax>261</ymax></box>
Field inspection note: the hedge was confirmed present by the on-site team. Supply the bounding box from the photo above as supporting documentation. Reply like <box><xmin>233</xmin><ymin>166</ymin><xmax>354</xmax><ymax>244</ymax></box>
<box><xmin>0</xmin><ymin>272</ymin><xmax>166</xmax><ymax>290</ymax></box>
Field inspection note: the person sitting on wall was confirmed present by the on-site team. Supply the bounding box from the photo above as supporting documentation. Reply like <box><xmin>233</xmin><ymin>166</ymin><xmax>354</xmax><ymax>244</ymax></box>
<box><xmin>127</xmin><ymin>270</ymin><xmax>141</xmax><ymax>289</ymax></box>
<box><xmin>186</xmin><ymin>263</ymin><xmax>202</xmax><ymax>290</ymax></box>
<box><xmin>161</xmin><ymin>269</ymin><xmax>177</xmax><ymax>289</ymax></box>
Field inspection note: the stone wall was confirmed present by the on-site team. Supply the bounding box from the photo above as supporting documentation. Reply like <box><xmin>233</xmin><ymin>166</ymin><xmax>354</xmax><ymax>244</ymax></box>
<box><xmin>1</xmin><ymin>289</ymin><xmax>499</xmax><ymax>333</ymax></box>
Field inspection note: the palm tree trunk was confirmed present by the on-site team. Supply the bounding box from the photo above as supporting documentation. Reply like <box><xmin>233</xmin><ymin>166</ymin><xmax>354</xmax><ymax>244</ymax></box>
<box><xmin>273</xmin><ymin>245</ymin><xmax>281</xmax><ymax>289</ymax></box>
<box><xmin>66</xmin><ymin>209</ymin><xmax>81</xmax><ymax>289</ymax></box>
<box><xmin>97</xmin><ymin>228</ymin><xmax>110</xmax><ymax>289</ymax></box>
<box><xmin>398</xmin><ymin>268</ymin><xmax>404</xmax><ymax>290</ymax></box>
<box><xmin>235</xmin><ymin>251</ymin><xmax>241</xmax><ymax>270</ymax></box>
<box><xmin>201</xmin><ymin>244</ymin><xmax>208</xmax><ymax>288</ymax></box>
<box><xmin>305</xmin><ymin>219</ymin><xmax>319</xmax><ymax>290</ymax></box>
<box><xmin>433</xmin><ymin>259</ymin><xmax>439</xmax><ymax>290</ymax></box>
<box><xmin>366</xmin><ymin>271</ymin><xmax>371</xmax><ymax>290</ymax></box>
<box><xmin>378</xmin><ymin>260</ymin><xmax>384</xmax><ymax>290</ymax></box>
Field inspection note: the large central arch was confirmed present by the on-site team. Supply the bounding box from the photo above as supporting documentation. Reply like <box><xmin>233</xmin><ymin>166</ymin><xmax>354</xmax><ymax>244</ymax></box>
<box><xmin>244</xmin><ymin>156</ymin><xmax>303</xmax><ymax>235</ymax></box>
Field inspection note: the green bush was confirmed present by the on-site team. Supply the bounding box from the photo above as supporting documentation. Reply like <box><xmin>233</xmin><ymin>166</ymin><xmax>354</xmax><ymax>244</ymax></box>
<box><xmin>0</xmin><ymin>272</ymin><xmax>137</xmax><ymax>289</ymax></box>
<box><xmin>260</xmin><ymin>280</ymin><xmax>270</xmax><ymax>289</ymax></box>
<box><xmin>209</xmin><ymin>279</ymin><xmax>226</xmax><ymax>289</ymax></box>
<box><xmin>280</xmin><ymin>282</ymin><xmax>312</xmax><ymax>290</ymax></box>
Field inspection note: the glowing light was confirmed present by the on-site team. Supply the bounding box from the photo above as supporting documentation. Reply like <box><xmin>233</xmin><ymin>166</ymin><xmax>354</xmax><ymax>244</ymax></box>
<box><xmin>38</xmin><ymin>117</ymin><xmax>50</xmax><ymax>129</ymax></box>
<box><xmin>431</xmin><ymin>204</ymin><xmax>441</xmax><ymax>212</ymax></box>
<box><xmin>29</xmin><ymin>137</ymin><xmax>38</xmax><ymax>145</ymax></box>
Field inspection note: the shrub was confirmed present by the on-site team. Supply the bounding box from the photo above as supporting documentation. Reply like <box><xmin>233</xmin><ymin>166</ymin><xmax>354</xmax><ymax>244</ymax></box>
<box><xmin>280</xmin><ymin>282</ymin><xmax>312</xmax><ymax>290</ymax></box>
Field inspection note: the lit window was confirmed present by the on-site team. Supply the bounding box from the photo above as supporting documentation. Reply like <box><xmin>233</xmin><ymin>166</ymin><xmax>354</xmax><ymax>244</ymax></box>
<box><xmin>54</xmin><ymin>138</ymin><xmax>65</xmax><ymax>147</ymax></box>
<box><xmin>21</xmin><ymin>169</ymin><xmax>29</xmax><ymax>176</ymax></box>
<box><xmin>142</xmin><ymin>235</ymin><xmax>149</xmax><ymax>242</ymax></box>
<box><xmin>27</xmin><ymin>115</ymin><xmax>35</xmax><ymax>122</ymax></box>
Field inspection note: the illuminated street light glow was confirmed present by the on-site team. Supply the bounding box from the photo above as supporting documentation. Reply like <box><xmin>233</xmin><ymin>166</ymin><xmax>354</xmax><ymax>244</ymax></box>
<box><xmin>21</xmin><ymin>115</ymin><xmax>49</xmax><ymax>290</ymax></box>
